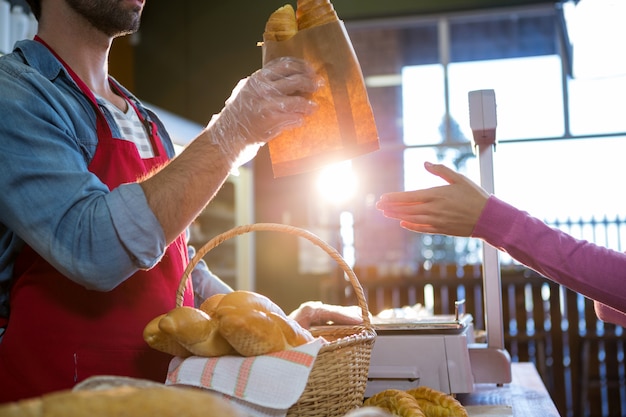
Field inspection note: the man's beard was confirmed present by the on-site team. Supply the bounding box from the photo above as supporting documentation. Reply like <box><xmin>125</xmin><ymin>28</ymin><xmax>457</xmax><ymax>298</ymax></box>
<box><xmin>65</xmin><ymin>0</ymin><xmax>142</xmax><ymax>37</ymax></box>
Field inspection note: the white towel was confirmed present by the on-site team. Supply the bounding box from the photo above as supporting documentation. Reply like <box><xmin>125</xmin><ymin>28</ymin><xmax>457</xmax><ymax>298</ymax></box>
<box><xmin>166</xmin><ymin>338</ymin><xmax>325</xmax><ymax>417</ymax></box>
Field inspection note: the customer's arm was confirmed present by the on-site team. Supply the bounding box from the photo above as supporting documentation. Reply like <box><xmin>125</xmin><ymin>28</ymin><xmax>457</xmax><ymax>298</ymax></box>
<box><xmin>377</xmin><ymin>162</ymin><xmax>626</xmax><ymax>325</ymax></box>
<box><xmin>474</xmin><ymin>195</ymin><xmax>626</xmax><ymax>327</ymax></box>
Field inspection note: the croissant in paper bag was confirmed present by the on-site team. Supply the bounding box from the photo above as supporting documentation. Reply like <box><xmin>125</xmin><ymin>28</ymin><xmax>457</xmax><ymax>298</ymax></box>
<box><xmin>296</xmin><ymin>0</ymin><xmax>338</xmax><ymax>29</ymax></box>
<box><xmin>261</xmin><ymin>0</ymin><xmax>380</xmax><ymax>178</ymax></box>
<box><xmin>263</xmin><ymin>4</ymin><xmax>298</xmax><ymax>42</ymax></box>
<box><xmin>263</xmin><ymin>0</ymin><xmax>339</xmax><ymax>43</ymax></box>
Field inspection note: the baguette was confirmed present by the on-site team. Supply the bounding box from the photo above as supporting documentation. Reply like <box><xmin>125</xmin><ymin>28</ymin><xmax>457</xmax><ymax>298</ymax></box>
<box><xmin>0</xmin><ymin>386</ymin><xmax>242</xmax><ymax>417</ymax></box>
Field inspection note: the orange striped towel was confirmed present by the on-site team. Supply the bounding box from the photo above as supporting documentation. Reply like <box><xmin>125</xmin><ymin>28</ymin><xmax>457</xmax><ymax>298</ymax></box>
<box><xmin>165</xmin><ymin>338</ymin><xmax>325</xmax><ymax>417</ymax></box>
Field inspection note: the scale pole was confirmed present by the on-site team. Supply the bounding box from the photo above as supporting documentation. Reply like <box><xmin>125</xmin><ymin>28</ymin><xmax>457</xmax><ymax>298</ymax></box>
<box><xmin>467</xmin><ymin>90</ymin><xmax>511</xmax><ymax>384</ymax></box>
<box><xmin>476</xmin><ymin>144</ymin><xmax>505</xmax><ymax>350</ymax></box>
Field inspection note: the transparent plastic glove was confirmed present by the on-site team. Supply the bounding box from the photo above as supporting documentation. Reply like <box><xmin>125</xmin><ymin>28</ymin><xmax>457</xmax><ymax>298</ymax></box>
<box><xmin>288</xmin><ymin>301</ymin><xmax>366</xmax><ymax>329</ymax></box>
<box><xmin>206</xmin><ymin>56</ymin><xmax>319</xmax><ymax>172</ymax></box>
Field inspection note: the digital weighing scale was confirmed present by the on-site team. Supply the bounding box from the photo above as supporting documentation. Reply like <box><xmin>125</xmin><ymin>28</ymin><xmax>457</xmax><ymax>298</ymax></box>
<box><xmin>365</xmin><ymin>90</ymin><xmax>512</xmax><ymax>396</ymax></box>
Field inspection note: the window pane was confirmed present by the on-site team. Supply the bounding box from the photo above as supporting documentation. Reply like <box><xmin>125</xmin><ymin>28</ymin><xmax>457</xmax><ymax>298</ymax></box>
<box><xmin>401</xmin><ymin>24</ymin><xmax>439</xmax><ymax>65</ymax></box>
<box><xmin>448</xmin><ymin>55</ymin><xmax>565</xmax><ymax>141</ymax></box>
<box><xmin>403</xmin><ymin>148</ymin><xmax>483</xmax><ymax>267</ymax></box>
<box><xmin>493</xmin><ymin>137</ymin><xmax>626</xmax><ymax>220</ymax></box>
<box><xmin>403</xmin><ymin>147</ymin><xmax>480</xmax><ymax>192</ymax></box>
<box><xmin>402</xmin><ymin>64</ymin><xmax>446</xmax><ymax>145</ymax></box>
<box><xmin>449</xmin><ymin>13</ymin><xmax>557</xmax><ymax>62</ymax></box>
<box><xmin>568</xmin><ymin>74</ymin><xmax>626</xmax><ymax>135</ymax></box>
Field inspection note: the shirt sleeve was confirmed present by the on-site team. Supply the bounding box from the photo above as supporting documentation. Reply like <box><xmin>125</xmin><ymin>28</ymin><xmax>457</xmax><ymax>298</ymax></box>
<box><xmin>187</xmin><ymin>244</ymin><xmax>233</xmax><ymax>307</ymax></box>
<box><xmin>472</xmin><ymin>195</ymin><xmax>626</xmax><ymax>326</ymax></box>
<box><xmin>0</xmin><ymin>57</ymin><xmax>166</xmax><ymax>291</ymax></box>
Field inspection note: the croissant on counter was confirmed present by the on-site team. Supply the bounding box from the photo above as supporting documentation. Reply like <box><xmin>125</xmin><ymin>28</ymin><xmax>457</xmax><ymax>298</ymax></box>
<box><xmin>143</xmin><ymin>290</ymin><xmax>315</xmax><ymax>358</ymax></box>
<box><xmin>364</xmin><ymin>387</ymin><xmax>469</xmax><ymax>417</ymax></box>
<box><xmin>364</xmin><ymin>390</ymin><xmax>426</xmax><ymax>417</ymax></box>
<box><xmin>406</xmin><ymin>386</ymin><xmax>469</xmax><ymax>417</ymax></box>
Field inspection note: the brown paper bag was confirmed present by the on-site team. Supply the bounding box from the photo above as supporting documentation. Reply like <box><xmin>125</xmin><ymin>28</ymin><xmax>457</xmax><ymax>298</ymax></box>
<box><xmin>262</xmin><ymin>20</ymin><xmax>380</xmax><ymax>178</ymax></box>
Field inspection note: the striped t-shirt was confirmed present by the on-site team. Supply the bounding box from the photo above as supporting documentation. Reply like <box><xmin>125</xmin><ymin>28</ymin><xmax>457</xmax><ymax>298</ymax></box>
<box><xmin>97</xmin><ymin>96</ymin><xmax>155</xmax><ymax>158</ymax></box>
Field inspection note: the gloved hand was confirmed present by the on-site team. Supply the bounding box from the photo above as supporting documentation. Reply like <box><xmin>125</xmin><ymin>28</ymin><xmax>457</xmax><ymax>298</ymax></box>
<box><xmin>288</xmin><ymin>301</ymin><xmax>366</xmax><ymax>329</ymax></box>
<box><xmin>206</xmin><ymin>56</ymin><xmax>319</xmax><ymax>170</ymax></box>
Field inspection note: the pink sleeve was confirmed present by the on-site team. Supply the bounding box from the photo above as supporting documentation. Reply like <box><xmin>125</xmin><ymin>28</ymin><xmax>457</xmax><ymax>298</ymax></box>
<box><xmin>472</xmin><ymin>196</ymin><xmax>626</xmax><ymax>326</ymax></box>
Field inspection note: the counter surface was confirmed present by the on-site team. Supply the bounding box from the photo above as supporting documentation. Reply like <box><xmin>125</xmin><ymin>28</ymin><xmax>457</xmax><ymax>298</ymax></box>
<box><xmin>458</xmin><ymin>362</ymin><xmax>560</xmax><ymax>417</ymax></box>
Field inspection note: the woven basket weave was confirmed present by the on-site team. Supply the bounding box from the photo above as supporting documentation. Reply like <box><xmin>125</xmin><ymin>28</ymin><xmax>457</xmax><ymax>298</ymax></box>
<box><xmin>176</xmin><ymin>223</ymin><xmax>376</xmax><ymax>417</ymax></box>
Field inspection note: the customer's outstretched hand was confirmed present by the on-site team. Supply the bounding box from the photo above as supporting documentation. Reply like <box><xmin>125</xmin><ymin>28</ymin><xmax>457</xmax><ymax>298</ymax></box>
<box><xmin>376</xmin><ymin>162</ymin><xmax>490</xmax><ymax>237</ymax></box>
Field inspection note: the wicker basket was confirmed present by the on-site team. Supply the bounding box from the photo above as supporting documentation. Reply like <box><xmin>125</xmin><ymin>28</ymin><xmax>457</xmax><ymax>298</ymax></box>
<box><xmin>176</xmin><ymin>223</ymin><xmax>376</xmax><ymax>417</ymax></box>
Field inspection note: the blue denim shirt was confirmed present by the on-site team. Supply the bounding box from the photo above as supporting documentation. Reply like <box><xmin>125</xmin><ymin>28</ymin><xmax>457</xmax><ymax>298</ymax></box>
<box><xmin>0</xmin><ymin>40</ymin><xmax>231</xmax><ymax>320</ymax></box>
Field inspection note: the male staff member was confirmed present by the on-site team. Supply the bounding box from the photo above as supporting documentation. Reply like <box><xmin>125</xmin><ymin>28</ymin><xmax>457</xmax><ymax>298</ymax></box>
<box><xmin>0</xmin><ymin>0</ymin><xmax>318</xmax><ymax>402</ymax></box>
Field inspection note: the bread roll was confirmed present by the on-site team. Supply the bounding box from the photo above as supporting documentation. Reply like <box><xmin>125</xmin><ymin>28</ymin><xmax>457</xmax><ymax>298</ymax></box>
<box><xmin>199</xmin><ymin>293</ymin><xmax>227</xmax><ymax>317</ymax></box>
<box><xmin>271</xmin><ymin>310</ymin><xmax>316</xmax><ymax>347</ymax></box>
<box><xmin>143</xmin><ymin>313</ymin><xmax>193</xmax><ymax>358</ymax></box>
<box><xmin>144</xmin><ymin>291</ymin><xmax>314</xmax><ymax>358</ymax></box>
<box><xmin>215</xmin><ymin>290</ymin><xmax>287</xmax><ymax>319</ymax></box>
<box><xmin>296</xmin><ymin>0</ymin><xmax>338</xmax><ymax>30</ymax></box>
<box><xmin>219</xmin><ymin>308</ymin><xmax>314</xmax><ymax>357</ymax></box>
<box><xmin>158</xmin><ymin>306</ymin><xmax>236</xmax><ymax>357</ymax></box>
<box><xmin>0</xmin><ymin>386</ymin><xmax>243</xmax><ymax>417</ymax></box>
<box><xmin>263</xmin><ymin>4</ymin><xmax>298</xmax><ymax>42</ymax></box>
<box><xmin>216</xmin><ymin>291</ymin><xmax>314</xmax><ymax>356</ymax></box>
<box><xmin>218</xmin><ymin>309</ymin><xmax>291</xmax><ymax>357</ymax></box>
<box><xmin>158</xmin><ymin>307</ymin><xmax>212</xmax><ymax>344</ymax></box>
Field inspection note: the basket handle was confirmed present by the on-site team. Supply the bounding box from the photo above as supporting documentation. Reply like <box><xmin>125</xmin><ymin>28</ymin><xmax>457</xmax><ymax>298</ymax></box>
<box><xmin>177</xmin><ymin>223</ymin><xmax>371</xmax><ymax>328</ymax></box>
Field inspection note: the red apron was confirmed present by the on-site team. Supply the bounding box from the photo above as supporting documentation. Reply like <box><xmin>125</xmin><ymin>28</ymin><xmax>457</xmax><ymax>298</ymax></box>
<box><xmin>0</xmin><ymin>37</ymin><xmax>194</xmax><ymax>403</ymax></box>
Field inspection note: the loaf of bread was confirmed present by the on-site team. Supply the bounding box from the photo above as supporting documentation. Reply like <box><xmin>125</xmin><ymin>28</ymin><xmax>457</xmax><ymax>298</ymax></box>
<box><xmin>144</xmin><ymin>291</ymin><xmax>315</xmax><ymax>358</ymax></box>
<box><xmin>0</xmin><ymin>385</ymin><xmax>243</xmax><ymax>417</ymax></box>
